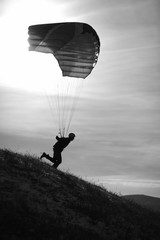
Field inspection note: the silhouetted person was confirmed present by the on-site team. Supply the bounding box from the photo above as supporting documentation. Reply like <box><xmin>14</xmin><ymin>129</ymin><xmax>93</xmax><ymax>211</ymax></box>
<box><xmin>40</xmin><ymin>133</ymin><xmax>76</xmax><ymax>168</ymax></box>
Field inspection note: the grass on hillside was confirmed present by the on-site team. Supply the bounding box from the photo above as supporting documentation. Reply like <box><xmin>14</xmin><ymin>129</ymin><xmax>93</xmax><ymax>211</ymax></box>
<box><xmin>0</xmin><ymin>148</ymin><xmax>160</xmax><ymax>240</ymax></box>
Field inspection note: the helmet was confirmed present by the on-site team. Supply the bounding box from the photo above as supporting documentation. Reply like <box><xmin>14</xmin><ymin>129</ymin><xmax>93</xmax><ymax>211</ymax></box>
<box><xmin>68</xmin><ymin>133</ymin><xmax>76</xmax><ymax>140</ymax></box>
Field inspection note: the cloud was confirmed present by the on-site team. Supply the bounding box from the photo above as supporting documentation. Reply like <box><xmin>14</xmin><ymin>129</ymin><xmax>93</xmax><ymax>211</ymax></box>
<box><xmin>0</xmin><ymin>87</ymin><xmax>55</xmax><ymax>137</ymax></box>
<box><xmin>63</xmin><ymin>0</ymin><xmax>160</xmax><ymax>65</ymax></box>
<box><xmin>0</xmin><ymin>0</ymin><xmax>10</xmax><ymax>15</ymax></box>
<box><xmin>63</xmin><ymin>0</ymin><xmax>160</xmax><ymax>30</ymax></box>
<box><xmin>66</xmin><ymin>95</ymin><xmax>160</xmax><ymax>179</ymax></box>
<box><xmin>86</xmin><ymin>176</ymin><xmax>160</xmax><ymax>197</ymax></box>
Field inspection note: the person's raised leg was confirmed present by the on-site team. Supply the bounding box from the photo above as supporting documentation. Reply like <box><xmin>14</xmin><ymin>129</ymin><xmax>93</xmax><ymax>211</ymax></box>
<box><xmin>40</xmin><ymin>152</ymin><xmax>55</xmax><ymax>163</ymax></box>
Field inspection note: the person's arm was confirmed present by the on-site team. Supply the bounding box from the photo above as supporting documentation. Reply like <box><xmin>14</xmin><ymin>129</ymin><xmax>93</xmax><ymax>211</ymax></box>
<box><xmin>56</xmin><ymin>136</ymin><xmax>60</xmax><ymax>141</ymax></box>
<box><xmin>53</xmin><ymin>136</ymin><xmax>60</xmax><ymax>149</ymax></box>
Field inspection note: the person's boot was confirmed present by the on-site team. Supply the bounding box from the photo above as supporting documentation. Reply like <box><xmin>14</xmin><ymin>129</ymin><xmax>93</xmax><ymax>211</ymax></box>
<box><xmin>40</xmin><ymin>152</ymin><xmax>46</xmax><ymax>159</ymax></box>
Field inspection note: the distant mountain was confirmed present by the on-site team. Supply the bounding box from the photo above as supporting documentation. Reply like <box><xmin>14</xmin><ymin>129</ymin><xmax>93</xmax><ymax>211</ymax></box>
<box><xmin>123</xmin><ymin>194</ymin><xmax>160</xmax><ymax>212</ymax></box>
<box><xmin>0</xmin><ymin>148</ymin><xmax>160</xmax><ymax>240</ymax></box>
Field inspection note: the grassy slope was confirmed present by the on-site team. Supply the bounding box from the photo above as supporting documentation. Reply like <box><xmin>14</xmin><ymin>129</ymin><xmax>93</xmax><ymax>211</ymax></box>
<box><xmin>0</xmin><ymin>149</ymin><xmax>160</xmax><ymax>240</ymax></box>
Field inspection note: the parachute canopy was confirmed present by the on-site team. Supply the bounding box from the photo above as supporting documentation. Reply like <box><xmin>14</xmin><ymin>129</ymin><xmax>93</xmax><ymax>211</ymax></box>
<box><xmin>28</xmin><ymin>22</ymin><xmax>100</xmax><ymax>79</ymax></box>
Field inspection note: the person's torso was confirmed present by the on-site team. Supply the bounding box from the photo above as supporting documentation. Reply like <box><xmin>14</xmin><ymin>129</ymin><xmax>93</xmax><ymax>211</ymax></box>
<box><xmin>53</xmin><ymin>138</ymin><xmax>70</xmax><ymax>152</ymax></box>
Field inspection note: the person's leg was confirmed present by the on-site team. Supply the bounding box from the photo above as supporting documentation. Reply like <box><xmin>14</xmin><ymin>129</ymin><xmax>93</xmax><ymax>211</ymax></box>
<box><xmin>53</xmin><ymin>152</ymin><xmax>62</xmax><ymax>168</ymax></box>
<box><xmin>40</xmin><ymin>151</ymin><xmax>62</xmax><ymax>168</ymax></box>
<box><xmin>40</xmin><ymin>152</ymin><xmax>55</xmax><ymax>163</ymax></box>
<box><xmin>45</xmin><ymin>154</ymin><xmax>55</xmax><ymax>163</ymax></box>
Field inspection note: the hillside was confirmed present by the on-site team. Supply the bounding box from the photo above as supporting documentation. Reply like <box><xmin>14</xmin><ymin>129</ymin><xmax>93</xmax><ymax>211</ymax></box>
<box><xmin>123</xmin><ymin>195</ymin><xmax>160</xmax><ymax>212</ymax></box>
<box><xmin>0</xmin><ymin>148</ymin><xmax>160</xmax><ymax>240</ymax></box>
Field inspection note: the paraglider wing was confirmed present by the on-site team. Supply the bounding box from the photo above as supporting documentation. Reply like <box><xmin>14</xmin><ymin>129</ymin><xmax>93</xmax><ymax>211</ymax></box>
<box><xmin>28</xmin><ymin>22</ymin><xmax>100</xmax><ymax>78</ymax></box>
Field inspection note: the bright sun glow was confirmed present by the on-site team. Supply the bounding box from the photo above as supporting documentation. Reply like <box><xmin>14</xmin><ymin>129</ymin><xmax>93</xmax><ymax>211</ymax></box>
<box><xmin>0</xmin><ymin>0</ymin><xmax>71</xmax><ymax>93</ymax></box>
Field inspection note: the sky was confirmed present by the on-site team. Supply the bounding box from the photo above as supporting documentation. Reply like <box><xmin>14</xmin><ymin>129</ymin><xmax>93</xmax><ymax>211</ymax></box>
<box><xmin>0</xmin><ymin>0</ymin><xmax>160</xmax><ymax>197</ymax></box>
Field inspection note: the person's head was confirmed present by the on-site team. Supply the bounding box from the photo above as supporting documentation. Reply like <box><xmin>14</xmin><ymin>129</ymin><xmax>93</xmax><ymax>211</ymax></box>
<box><xmin>68</xmin><ymin>133</ymin><xmax>76</xmax><ymax>141</ymax></box>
